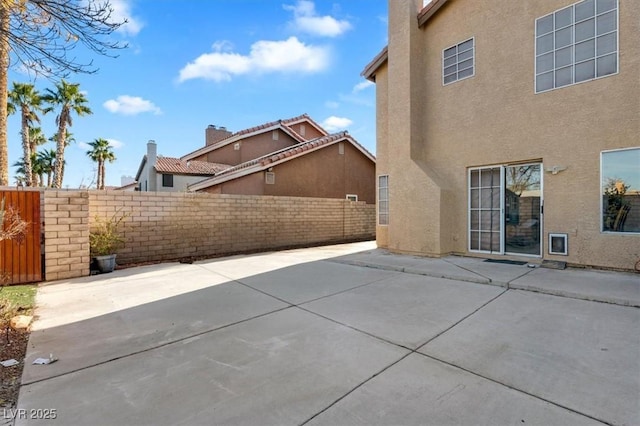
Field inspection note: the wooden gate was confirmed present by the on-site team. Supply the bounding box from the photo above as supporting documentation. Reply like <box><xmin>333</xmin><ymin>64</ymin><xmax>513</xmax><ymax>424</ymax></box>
<box><xmin>0</xmin><ymin>190</ymin><xmax>42</xmax><ymax>284</ymax></box>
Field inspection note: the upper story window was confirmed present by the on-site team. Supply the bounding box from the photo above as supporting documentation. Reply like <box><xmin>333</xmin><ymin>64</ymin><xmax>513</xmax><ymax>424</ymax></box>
<box><xmin>443</xmin><ymin>38</ymin><xmax>475</xmax><ymax>85</ymax></box>
<box><xmin>162</xmin><ymin>174</ymin><xmax>174</xmax><ymax>188</ymax></box>
<box><xmin>535</xmin><ymin>0</ymin><xmax>618</xmax><ymax>93</ymax></box>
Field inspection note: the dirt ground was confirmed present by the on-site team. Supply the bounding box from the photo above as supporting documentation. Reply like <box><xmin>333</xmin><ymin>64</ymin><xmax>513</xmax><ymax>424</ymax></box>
<box><xmin>0</xmin><ymin>327</ymin><xmax>29</xmax><ymax>408</ymax></box>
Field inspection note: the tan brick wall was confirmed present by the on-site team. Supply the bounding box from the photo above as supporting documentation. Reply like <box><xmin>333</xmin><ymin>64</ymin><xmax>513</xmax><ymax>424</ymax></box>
<box><xmin>87</xmin><ymin>191</ymin><xmax>374</xmax><ymax>266</ymax></box>
<box><xmin>43</xmin><ymin>191</ymin><xmax>90</xmax><ymax>281</ymax></box>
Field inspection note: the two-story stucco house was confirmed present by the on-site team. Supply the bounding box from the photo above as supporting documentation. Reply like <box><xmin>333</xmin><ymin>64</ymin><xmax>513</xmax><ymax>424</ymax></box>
<box><xmin>134</xmin><ymin>114</ymin><xmax>376</xmax><ymax>203</ymax></box>
<box><xmin>363</xmin><ymin>0</ymin><xmax>639</xmax><ymax>270</ymax></box>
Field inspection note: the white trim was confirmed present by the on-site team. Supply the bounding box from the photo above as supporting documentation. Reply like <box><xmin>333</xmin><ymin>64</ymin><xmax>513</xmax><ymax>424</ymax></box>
<box><xmin>468</xmin><ymin>163</ymin><xmax>543</xmax><ymax>257</ymax></box>
<box><xmin>468</xmin><ymin>166</ymin><xmax>503</xmax><ymax>254</ymax></box>
<box><xmin>346</xmin><ymin>194</ymin><xmax>358</xmax><ymax>202</ymax></box>
<box><xmin>548</xmin><ymin>233</ymin><xmax>568</xmax><ymax>255</ymax></box>
<box><xmin>378</xmin><ymin>175</ymin><xmax>389</xmax><ymax>226</ymax></box>
<box><xmin>600</xmin><ymin>147</ymin><xmax>640</xmax><ymax>235</ymax></box>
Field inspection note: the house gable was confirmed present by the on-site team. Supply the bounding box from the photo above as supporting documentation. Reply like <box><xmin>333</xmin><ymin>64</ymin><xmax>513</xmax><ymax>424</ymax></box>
<box><xmin>181</xmin><ymin>114</ymin><xmax>328</xmax><ymax>162</ymax></box>
<box><xmin>194</xmin><ymin>134</ymin><xmax>376</xmax><ymax>203</ymax></box>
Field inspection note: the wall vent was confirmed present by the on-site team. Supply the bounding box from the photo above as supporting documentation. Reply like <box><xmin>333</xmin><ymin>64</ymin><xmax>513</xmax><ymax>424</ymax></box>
<box><xmin>234</xmin><ymin>143</ymin><xmax>240</xmax><ymax>151</ymax></box>
<box><xmin>265</xmin><ymin>172</ymin><xmax>275</xmax><ymax>185</ymax></box>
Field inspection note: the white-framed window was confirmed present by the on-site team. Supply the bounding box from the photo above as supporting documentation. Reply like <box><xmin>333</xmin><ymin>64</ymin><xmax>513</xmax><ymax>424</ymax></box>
<box><xmin>346</xmin><ymin>194</ymin><xmax>358</xmax><ymax>202</ymax></box>
<box><xmin>600</xmin><ymin>147</ymin><xmax>640</xmax><ymax>233</ymax></box>
<box><xmin>378</xmin><ymin>175</ymin><xmax>389</xmax><ymax>225</ymax></box>
<box><xmin>443</xmin><ymin>38</ymin><xmax>475</xmax><ymax>85</ymax></box>
<box><xmin>535</xmin><ymin>0</ymin><xmax>618</xmax><ymax>93</ymax></box>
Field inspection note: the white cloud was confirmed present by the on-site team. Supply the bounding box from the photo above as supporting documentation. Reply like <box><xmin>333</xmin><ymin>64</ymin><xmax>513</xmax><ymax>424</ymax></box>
<box><xmin>178</xmin><ymin>36</ymin><xmax>330</xmax><ymax>83</ymax></box>
<box><xmin>107</xmin><ymin>139</ymin><xmax>124</xmax><ymax>149</ymax></box>
<box><xmin>110</xmin><ymin>0</ymin><xmax>144</xmax><ymax>36</ymax></box>
<box><xmin>284</xmin><ymin>1</ymin><xmax>352</xmax><ymax>37</ymax></box>
<box><xmin>103</xmin><ymin>95</ymin><xmax>162</xmax><ymax>115</ymax></box>
<box><xmin>322</xmin><ymin>116</ymin><xmax>353</xmax><ymax>132</ymax></box>
<box><xmin>78</xmin><ymin>139</ymin><xmax>124</xmax><ymax>151</ymax></box>
<box><xmin>353</xmin><ymin>80</ymin><xmax>374</xmax><ymax>93</ymax></box>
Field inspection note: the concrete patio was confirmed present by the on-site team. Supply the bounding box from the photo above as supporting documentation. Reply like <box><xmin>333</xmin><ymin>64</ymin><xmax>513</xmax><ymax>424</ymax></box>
<box><xmin>11</xmin><ymin>241</ymin><xmax>640</xmax><ymax>425</ymax></box>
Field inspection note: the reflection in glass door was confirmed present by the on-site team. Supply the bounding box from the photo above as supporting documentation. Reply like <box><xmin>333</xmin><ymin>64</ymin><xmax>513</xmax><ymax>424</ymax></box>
<box><xmin>504</xmin><ymin>164</ymin><xmax>542</xmax><ymax>256</ymax></box>
<box><xmin>469</xmin><ymin>164</ymin><xmax>543</xmax><ymax>256</ymax></box>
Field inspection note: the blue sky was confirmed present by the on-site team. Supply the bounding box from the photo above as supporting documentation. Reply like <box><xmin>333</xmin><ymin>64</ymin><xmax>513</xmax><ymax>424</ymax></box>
<box><xmin>7</xmin><ymin>0</ymin><xmax>388</xmax><ymax>188</ymax></box>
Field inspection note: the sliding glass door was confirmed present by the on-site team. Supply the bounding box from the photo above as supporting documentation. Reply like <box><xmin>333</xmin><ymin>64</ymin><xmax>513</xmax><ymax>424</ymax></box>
<box><xmin>469</xmin><ymin>164</ymin><xmax>542</xmax><ymax>256</ymax></box>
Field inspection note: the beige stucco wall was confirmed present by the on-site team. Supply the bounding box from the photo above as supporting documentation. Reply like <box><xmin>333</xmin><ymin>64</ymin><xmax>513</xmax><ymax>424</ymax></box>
<box><xmin>379</xmin><ymin>0</ymin><xmax>640</xmax><ymax>270</ymax></box>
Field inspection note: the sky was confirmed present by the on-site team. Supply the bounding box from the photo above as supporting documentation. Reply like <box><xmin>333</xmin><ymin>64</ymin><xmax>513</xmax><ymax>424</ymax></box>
<box><xmin>7</xmin><ymin>0</ymin><xmax>389</xmax><ymax>188</ymax></box>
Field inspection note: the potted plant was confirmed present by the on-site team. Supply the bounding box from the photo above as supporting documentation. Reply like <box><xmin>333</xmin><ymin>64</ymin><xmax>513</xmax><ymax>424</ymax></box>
<box><xmin>89</xmin><ymin>210</ymin><xmax>127</xmax><ymax>273</ymax></box>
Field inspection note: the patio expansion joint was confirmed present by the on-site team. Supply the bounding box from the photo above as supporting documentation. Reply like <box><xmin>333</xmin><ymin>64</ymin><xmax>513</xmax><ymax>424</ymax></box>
<box><xmin>416</xmin><ymin>352</ymin><xmax>613</xmax><ymax>426</ymax></box>
<box><xmin>19</xmin><ymin>304</ymin><xmax>293</xmax><ymax>388</ymax></box>
<box><xmin>223</xmin><ymin>264</ymin><xmax>401</xmax><ymax>308</ymax></box>
<box><xmin>332</xmin><ymin>259</ymin><xmax>638</xmax><ymax>308</ymax></box>
<box><xmin>299</xmin><ymin>289</ymin><xmax>515</xmax><ymax>425</ymax></box>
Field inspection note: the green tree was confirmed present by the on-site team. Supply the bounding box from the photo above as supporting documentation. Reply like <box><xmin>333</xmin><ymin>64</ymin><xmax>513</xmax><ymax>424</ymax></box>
<box><xmin>28</xmin><ymin>126</ymin><xmax>46</xmax><ymax>155</ymax></box>
<box><xmin>43</xmin><ymin>80</ymin><xmax>92</xmax><ymax>188</ymax></box>
<box><xmin>0</xmin><ymin>0</ymin><xmax>125</xmax><ymax>185</ymax></box>
<box><xmin>86</xmin><ymin>138</ymin><xmax>115</xmax><ymax>189</ymax></box>
<box><xmin>36</xmin><ymin>148</ymin><xmax>56</xmax><ymax>187</ymax></box>
<box><xmin>11</xmin><ymin>157</ymin><xmax>27</xmax><ymax>185</ymax></box>
<box><xmin>7</xmin><ymin>82</ymin><xmax>43</xmax><ymax>186</ymax></box>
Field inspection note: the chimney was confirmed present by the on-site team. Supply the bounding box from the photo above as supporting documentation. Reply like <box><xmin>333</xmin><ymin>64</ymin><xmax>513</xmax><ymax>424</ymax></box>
<box><xmin>206</xmin><ymin>124</ymin><xmax>232</xmax><ymax>146</ymax></box>
<box><xmin>147</xmin><ymin>140</ymin><xmax>157</xmax><ymax>192</ymax></box>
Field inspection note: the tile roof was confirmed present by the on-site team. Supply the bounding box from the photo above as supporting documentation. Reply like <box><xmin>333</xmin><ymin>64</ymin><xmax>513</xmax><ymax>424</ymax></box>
<box><xmin>181</xmin><ymin>113</ymin><xmax>328</xmax><ymax>161</ymax></box>
<box><xmin>154</xmin><ymin>157</ymin><xmax>231</xmax><ymax>175</ymax></box>
<box><xmin>188</xmin><ymin>131</ymin><xmax>375</xmax><ymax>191</ymax></box>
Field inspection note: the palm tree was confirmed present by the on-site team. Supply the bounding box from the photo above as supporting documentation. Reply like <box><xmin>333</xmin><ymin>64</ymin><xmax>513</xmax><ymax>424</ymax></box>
<box><xmin>28</xmin><ymin>126</ymin><xmax>47</xmax><ymax>154</ymax></box>
<box><xmin>37</xmin><ymin>149</ymin><xmax>57</xmax><ymax>187</ymax></box>
<box><xmin>11</xmin><ymin>159</ymin><xmax>27</xmax><ymax>185</ymax></box>
<box><xmin>42</xmin><ymin>81</ymin><xmax>92</xmax><ymax>188</ymax></box>
<box><xmin>28</xmin><ymin>126</ymin><xmax>47</xmax><ymax>185</ymax></box>
<box><xmin>8</xmin><ymin>83</ymin><xmax>43</xmax><ymax>186</ymax></box>
<box><xmin>49</xmin><ymin>130</ymin><xmax>74</xmax><ymax>184</ymax></box>
<box><xmin>86</xmin><ymin>138</ymin><xmax>115</xmax><ymax>190</ymax></box>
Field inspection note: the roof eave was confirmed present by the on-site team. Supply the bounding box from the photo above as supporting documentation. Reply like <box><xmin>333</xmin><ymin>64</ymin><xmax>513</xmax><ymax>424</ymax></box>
<box><xmin>135</xmin><ymin>155</ymin><xmax>148</xmax><ymax>181</ymax></box>
<box><xmin>188</xmin><ymin>133</ymin><xmax>375</xmax><ymax>192</ymax></box>
<box><xmin>417</xmin><ymin>0</ymin><xmax>449</xmax><ymax>27</ymax></box>
<box><xmin>361</xmin><ymin>46</ymin><xmax>388</xmax><ymax>82</ymax></box>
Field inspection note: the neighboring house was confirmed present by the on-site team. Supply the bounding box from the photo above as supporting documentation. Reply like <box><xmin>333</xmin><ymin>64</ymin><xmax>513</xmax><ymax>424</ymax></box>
<box><xmin>135</xmin><ymin>140</ymin><xmax>230</xmax><ymax>192</ymax></box>
<box><xmin>183</xmin><ymin>114</ymin><xmax>376</xmax><ymax>203</ymax></box>
<box><xmin>115</xmin><ymin>176</ymin><xmax>138</xmax><ymax>191</ymax></box>
<box><xmin>363</xmin><ymin>0</ymin><xmax>639</xmax><ymax>270</ymax></box>
<box><xmin>189</xmin><ymin>131</ymin><xmax>376</xmax><ymax>203</ymax></box>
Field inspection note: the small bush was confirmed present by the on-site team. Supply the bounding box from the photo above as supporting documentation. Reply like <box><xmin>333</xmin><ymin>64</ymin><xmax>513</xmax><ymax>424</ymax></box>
<box><xmin>90</xmin><ymin>210</ymin><xmax>128</xmax><ymax>256</ymax></box>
